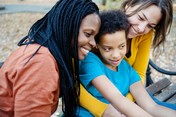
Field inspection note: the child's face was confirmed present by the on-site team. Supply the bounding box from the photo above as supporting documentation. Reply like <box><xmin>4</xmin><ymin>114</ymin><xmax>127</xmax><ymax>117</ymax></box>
<box><xmin>97</xmin><ymin>30</ymin><xmax>126</xmax><ymax>71</ymax></box>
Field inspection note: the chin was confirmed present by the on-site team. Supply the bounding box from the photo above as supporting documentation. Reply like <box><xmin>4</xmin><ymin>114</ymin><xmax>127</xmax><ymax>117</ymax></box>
<box><xmin>79</xmin><ymin>56</ymin><xmax>85</xmax><ymax>60</ymax></box>
<box><xmin>127</xmin><ymin>34</ymin><xmax>134</xmax><ymax>38</ymax></box>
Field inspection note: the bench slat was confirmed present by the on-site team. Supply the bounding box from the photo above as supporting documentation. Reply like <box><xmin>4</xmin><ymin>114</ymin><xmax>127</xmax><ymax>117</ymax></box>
<box><xmin>154</xmin><ymin>84</ymin><xmax>176</xmax><ymax>102</ymax></box>
<box><xmin>146</xmin><ymin>78</ymin><xmax>171</xmax><ymax>95</ymax></box>
<box><xmin>166</xmin><ymin>94</ymin><xmax>176</xmax><ymax>104</ymax></box>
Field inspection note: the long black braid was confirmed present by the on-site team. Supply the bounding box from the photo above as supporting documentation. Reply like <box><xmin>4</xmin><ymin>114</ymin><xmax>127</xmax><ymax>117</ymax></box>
<box><xmin>18</xmin><ymin>0</ymin><xmax>99</xmax><ymax>116</ymax></box>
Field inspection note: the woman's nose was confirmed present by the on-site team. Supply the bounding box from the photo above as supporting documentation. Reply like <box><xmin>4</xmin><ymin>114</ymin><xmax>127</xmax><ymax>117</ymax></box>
<box><xmin>89</xmin><ymin>38</ymin><xmax>96</xmax><ymax>48</ymax></box>
<box><xmin>137</xmin><ymin>22</ymin><xmax>147</xmax><ymax>33</ymax></box>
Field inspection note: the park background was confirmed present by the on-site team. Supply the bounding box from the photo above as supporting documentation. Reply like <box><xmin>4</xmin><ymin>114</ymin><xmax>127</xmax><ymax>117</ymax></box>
<box><xmin>0</xmin><ymin>0</ymin><xmax>176</xmax><ymax>83</ymax></box>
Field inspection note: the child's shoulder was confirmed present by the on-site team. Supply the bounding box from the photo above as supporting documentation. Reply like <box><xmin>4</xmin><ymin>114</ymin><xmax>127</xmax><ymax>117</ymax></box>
<box><xmin>119</xmin><ymin>59</ymin><xmax>134</xmax><ymax>70</ymax></box>
<box><xmin>120</xmin><ymin>59</ymin><xmax>130</xmax><ymax>66</ymax></box>
<box><xmin>83</xmin><ymin>52</ymin><xmax>105</xmax><ymax>65</ymax></box>
<box><xmin>86</xmin><ymin>52</ymin><xmax>100</xmax><ymax>60</ymax></box>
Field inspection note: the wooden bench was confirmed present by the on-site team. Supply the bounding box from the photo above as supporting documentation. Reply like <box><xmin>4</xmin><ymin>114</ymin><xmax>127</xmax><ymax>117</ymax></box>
<box><xmin>146</xmin><ymin>59</ymin><xmax>176</xmax><ymax>104</ymax></box>
<box><xmin>146</xmin><ymin>78</ymin><xmax>176</xmax><ymax>104</ymax></box>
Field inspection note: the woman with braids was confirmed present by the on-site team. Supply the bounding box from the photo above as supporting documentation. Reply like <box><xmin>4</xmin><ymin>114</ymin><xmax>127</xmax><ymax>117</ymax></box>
<box><xmin>0</xmin><ymin>0</ymin><xmax>100</xmax><ymax>116</ymax></box>
<box><xmin>78</xmin><ymin>0</ymin><xmax>175</xmax><ymax>117</ymax></box>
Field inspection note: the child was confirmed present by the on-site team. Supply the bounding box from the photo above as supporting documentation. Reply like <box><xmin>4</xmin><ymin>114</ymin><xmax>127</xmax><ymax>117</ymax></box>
<box><xmin>77</xmin><ymin>10</ymin><xmax>176</xmax><ymax>117</ymax></box>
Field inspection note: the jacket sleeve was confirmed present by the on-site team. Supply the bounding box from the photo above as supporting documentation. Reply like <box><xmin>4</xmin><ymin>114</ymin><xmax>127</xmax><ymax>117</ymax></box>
<box><xmin>13</xmin><ymin>54</ymin><xmax>59</xmax><ymax>117</ymax></box>
<box><xmin>132</xmin><ymin>31</ymin><xmax>153</xmax><ymax>85</ymax></box>
<box><xmin>80</xmin><ymin>84</ymin><xmax>108</xmax><ymax>117</ymax></box>
<box><xmin>125</xmin><ymin>31</ymin><xmax>154</xmax><ymax>101</ymax></box>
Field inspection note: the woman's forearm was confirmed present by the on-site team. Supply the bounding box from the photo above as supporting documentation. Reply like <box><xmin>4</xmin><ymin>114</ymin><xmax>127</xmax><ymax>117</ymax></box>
<box><xmin>147</xmin><ymin>104</ymin><xmax>176</xmax><ymax>117</ymax></box>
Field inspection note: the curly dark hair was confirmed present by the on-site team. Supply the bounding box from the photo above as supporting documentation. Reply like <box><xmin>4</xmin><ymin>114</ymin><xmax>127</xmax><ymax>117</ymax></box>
<box><xmin>96</xmin><ymin>10</ymin><xmax>129</xmax><ymax>44</ymax></box>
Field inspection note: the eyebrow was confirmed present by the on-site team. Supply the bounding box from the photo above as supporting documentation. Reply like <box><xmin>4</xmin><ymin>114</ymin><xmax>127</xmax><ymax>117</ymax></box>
<box><xmin>141</xmin><ymin>12</ymin><xmax>157</xmax><ymax>26</ymax></box>
<box><xmin>85</xmin><ymin>28</ymin><xmax>95</xmax><ymax>33</ymax></box>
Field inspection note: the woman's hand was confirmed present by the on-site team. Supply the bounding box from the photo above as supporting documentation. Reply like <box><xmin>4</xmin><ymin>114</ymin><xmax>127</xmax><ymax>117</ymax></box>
<box><xmin>102</xmin><ymin>104</ymin><xmax>126</xmax><ymax>117</ymax></box>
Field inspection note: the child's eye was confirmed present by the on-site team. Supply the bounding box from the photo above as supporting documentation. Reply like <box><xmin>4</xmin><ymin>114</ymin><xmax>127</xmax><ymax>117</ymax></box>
<box><xmin>120</xmin><ymin>44</ymin><xmax>126</xmax><ymax>49</ymax></box>
<box><xmin>84</xmin><ymin>32</ymin><xmax>91</xmax><ymax>37</ymax></box>
<box><xmin>104</xmin><ymin>47</ymin><xmax>111</xmax><ymax>51</ymax></box>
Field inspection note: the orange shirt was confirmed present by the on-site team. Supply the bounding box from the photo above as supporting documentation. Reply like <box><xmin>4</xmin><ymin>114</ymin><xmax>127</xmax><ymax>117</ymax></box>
<box><xmin>0</xmin><ymin>44</ymin><xmax>59</xmax><ymax>117</ymax></box>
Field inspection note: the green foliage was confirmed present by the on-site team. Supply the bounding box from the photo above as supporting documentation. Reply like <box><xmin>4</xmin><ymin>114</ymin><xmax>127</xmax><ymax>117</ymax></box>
<box><xmin>106</xmin><ymin>0</ymin><xmax>123</xmax><ymax>9</ymax></box>
<box><xmin>98</xmin><ymin>0</ymin><xmax>123</xmax><ymax>10</ymax></box>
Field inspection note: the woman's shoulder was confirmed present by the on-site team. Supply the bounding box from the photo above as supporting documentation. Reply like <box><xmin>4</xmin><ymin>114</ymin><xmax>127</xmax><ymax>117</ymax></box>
<box><xmin>132</xmin><ymin>30</ymin><xmax>154</xmax><ymax>44</ymax></box>
<box><xmin>8</xmin><ymin>44</ymin><xmax>56</xmax><ymax>67</ymax></box>
<box><xmin>25</xmin><ymin>44</ymin><xmax>50</xmax><ymax>54</ymax></box>
<box><xmin>135</xmin><ymin>30</ymin><xmax>154</xmax><ymax>41</ymax></box>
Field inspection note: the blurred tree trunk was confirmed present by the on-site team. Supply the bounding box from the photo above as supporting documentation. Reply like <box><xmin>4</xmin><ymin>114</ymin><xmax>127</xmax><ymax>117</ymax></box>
<box><xmin>102</xmin><ymin>0</ymin><xmax>106</xmax><ymax>5</ymax></box>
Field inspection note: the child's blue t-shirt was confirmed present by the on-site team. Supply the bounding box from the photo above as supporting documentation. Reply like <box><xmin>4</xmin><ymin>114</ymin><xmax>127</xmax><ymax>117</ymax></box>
<box><xmin>77</xmin><ymin>52</ymin><xmax>140</xmax><ymax>116</ymax></box>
